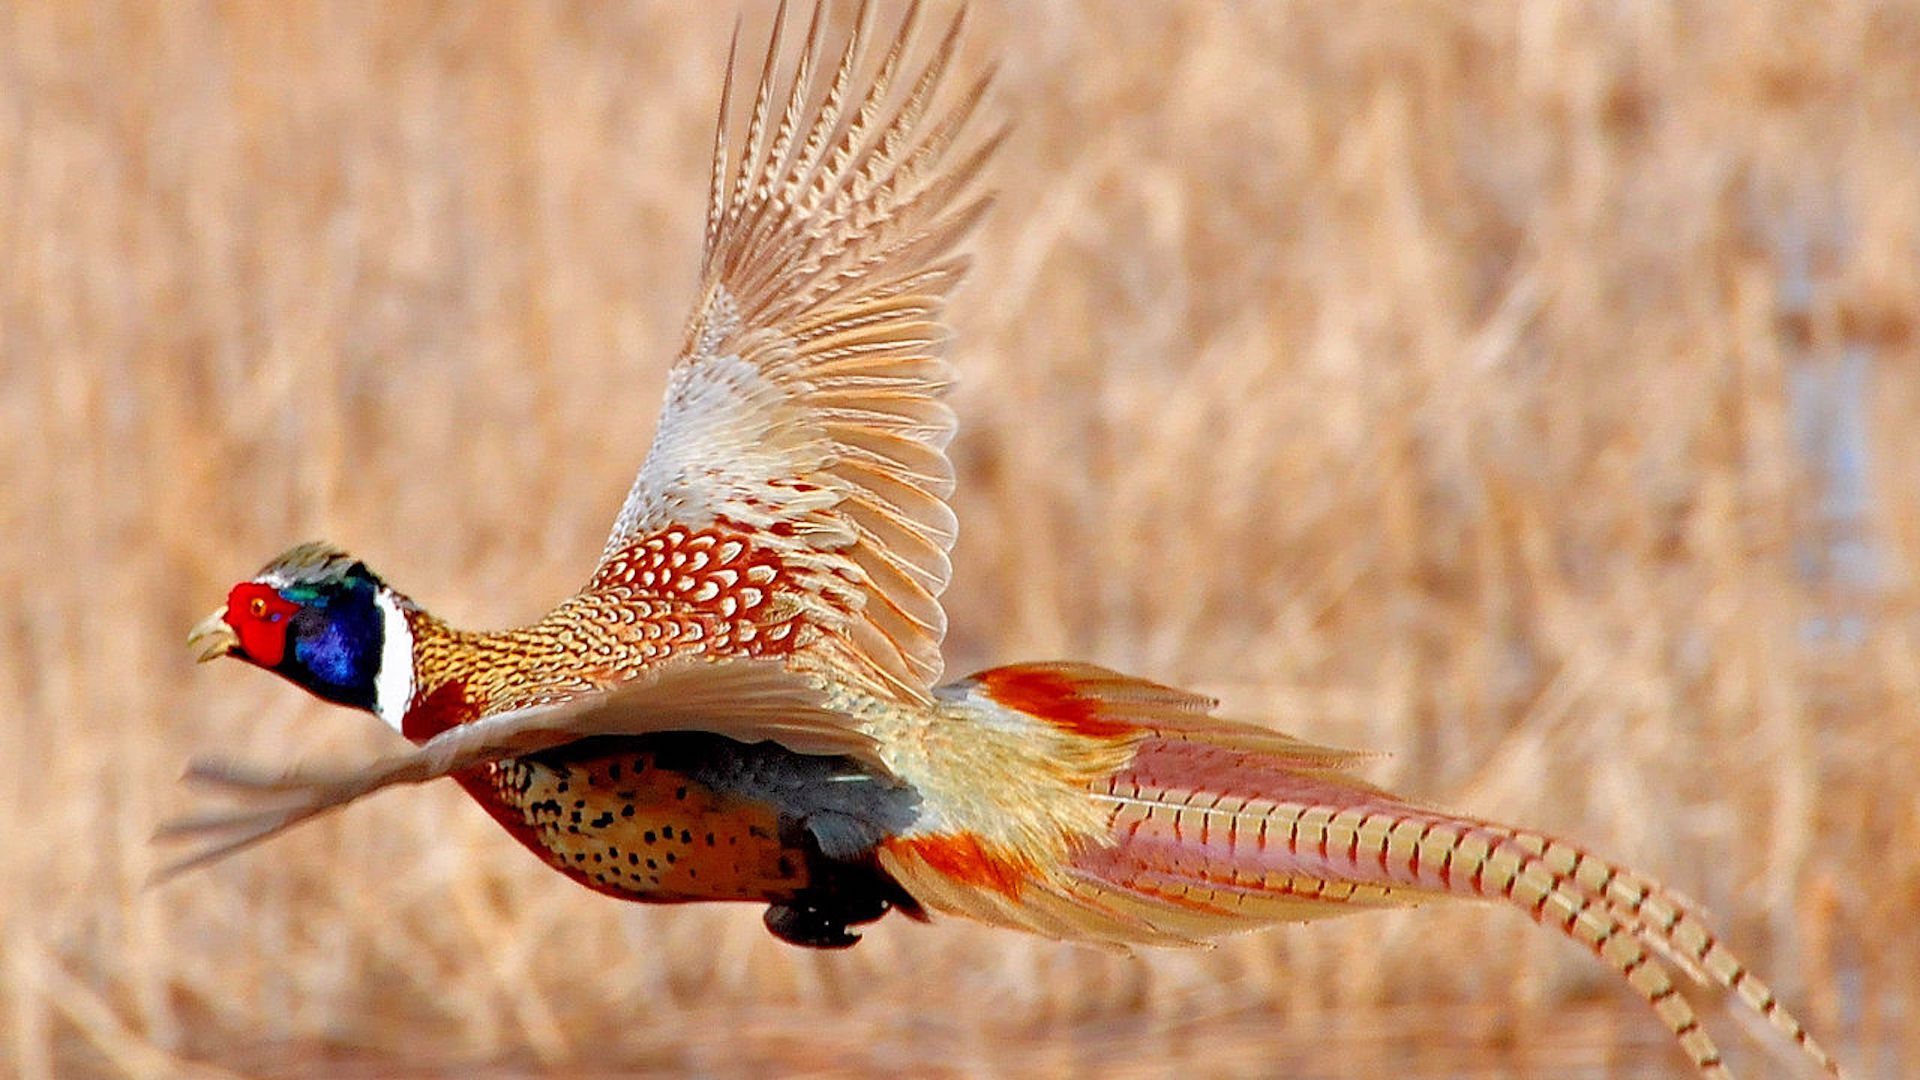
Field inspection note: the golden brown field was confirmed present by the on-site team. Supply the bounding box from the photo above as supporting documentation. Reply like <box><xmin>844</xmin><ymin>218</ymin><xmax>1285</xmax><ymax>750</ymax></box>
<box><xmin>5</xmin><ymin>1</ymin><xmax>1918</xmax><ymax>1077</ymax></box>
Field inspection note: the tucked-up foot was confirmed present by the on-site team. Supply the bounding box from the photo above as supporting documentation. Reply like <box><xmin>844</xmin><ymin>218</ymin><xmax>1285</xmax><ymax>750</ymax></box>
<box><xmin>762</xmin><ymin>896</ymin><xmax>889</xmax><ymax>949</ymax></box>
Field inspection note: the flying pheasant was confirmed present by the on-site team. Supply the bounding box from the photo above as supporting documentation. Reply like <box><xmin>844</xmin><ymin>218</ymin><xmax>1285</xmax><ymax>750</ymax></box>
<box><xmin>170</xmin><ymin>4</ymin><xmax>1844</xmax><ymax>1077</ymax></box>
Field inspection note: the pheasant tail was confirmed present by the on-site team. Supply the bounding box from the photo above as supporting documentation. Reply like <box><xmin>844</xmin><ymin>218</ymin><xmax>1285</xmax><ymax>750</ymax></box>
<box><xmin>893</xmin><ymin>663</ymin><xmax>1843</xmax><ymax>1080</ymax></box>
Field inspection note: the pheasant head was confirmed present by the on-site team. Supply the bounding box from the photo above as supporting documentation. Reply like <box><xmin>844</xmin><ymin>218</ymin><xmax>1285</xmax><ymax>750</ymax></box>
<box><xmin>190</xmin><ymin>542</ymin><xmax>415</xmax><ymax>729</ymax></box>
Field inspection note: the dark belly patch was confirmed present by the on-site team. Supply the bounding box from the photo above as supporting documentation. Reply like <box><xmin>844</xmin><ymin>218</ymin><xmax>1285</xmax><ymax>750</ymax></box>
<box><xmin>493</xmin><ymin>751</ymin><xmax>806</xmax><ymax>902</ymax></box>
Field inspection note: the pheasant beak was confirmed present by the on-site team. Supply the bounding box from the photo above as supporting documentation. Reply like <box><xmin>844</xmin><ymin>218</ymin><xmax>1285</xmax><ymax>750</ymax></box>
<box><xmin>188</xmin><ymin>608</ymin><xmax>240</xmax><ymax>663</ymax></box>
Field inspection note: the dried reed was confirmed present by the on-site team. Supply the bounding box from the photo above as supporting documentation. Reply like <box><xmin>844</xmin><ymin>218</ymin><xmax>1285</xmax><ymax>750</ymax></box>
<box><xmin>3</xmin><ymin>2</ymin><xmax>1915</xmax><ymax>1077</ymax></box>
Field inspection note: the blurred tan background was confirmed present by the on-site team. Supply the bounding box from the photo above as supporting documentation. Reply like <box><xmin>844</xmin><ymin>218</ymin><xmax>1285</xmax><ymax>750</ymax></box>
<box><xmin>5</xmin><ymin>2</ymin><xmax>1918</xmax><ymax>1077</ymax></box>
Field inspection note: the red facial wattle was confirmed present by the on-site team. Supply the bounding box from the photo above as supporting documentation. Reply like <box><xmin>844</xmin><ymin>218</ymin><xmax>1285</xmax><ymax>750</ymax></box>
<box><xmin>226</xmin><ymin>582</ymin><xmax>300</xmax><ymax>667</ymax></box>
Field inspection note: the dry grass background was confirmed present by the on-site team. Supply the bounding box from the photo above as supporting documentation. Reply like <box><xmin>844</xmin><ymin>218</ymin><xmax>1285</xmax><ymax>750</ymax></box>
<box><xmin>4</xmin><ymin>1</ymin><xmax>1919</xmax><ymax>1077</ymax></box>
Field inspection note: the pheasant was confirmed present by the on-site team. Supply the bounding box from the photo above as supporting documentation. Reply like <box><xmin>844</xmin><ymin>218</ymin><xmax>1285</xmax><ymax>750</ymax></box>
<box><xmin>169</xmin><ymin>3</ymin><xmax>1845</xmax><ymax>1077</ymax></box>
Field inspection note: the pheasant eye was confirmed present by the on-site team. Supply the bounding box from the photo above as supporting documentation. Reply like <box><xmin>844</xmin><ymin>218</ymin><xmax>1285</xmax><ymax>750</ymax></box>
<box><xmin>250</xmin><ymin>597</ymin><xmax>268</xmax><ymax>618</ymax></box>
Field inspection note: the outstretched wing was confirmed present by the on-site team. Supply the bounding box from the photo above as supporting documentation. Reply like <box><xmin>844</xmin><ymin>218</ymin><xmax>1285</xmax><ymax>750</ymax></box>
<box><xmin>599</xmin><ymin>1</ymin><xmax>1000</xmax><ymax>701</ymax></box>
<box><xmin>157</xmin><ymin>660</ymin><xmax>866</xmax><ymax>879</ymax></box>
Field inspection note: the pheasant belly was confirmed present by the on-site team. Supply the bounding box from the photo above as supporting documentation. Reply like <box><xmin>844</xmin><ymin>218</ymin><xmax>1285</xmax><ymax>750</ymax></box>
<box><xmin>495</xmin><ymin>750</ymin><xmax>798</xmax><ymax>902</ymax></box>
<box><xmin>464</xmin><ymin>732</ymin><xmax>922</xmax><ymax>948</ymax></box>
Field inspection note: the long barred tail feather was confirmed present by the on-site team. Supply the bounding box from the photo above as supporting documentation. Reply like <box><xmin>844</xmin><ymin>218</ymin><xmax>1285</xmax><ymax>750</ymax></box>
<box><xmin>946</xmin><ymin>662</ymin><xmax>1844</xmax><ymax>1080</ymax></box>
